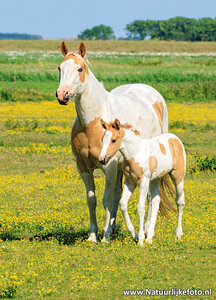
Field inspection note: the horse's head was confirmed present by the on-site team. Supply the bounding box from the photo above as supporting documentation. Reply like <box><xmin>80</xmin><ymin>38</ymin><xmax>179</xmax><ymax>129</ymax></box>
<box><xmin>99</xmin><ymin>119</ymin><xmax>125</xmax><ymax>165</ymax></box>
<box><xmin>56</xmin><ymin>42</ymin><xmax>89</xmax><ymax>105</ymax></box>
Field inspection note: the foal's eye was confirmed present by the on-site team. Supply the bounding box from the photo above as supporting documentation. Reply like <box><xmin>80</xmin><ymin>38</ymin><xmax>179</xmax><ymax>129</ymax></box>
<box><xmin>112</xmin><ymin>139</ymin><xmax>116</xmax><ymax>143</ymax></box>
<box><xmin>78</xmin><ymin>67</ymin><xmax>83</xmax><ymax>72</ymax></box>
<box><xmin>58</xmin><ymin>66</ymin><xmax>61</xmax><ymax>71</ymax></box>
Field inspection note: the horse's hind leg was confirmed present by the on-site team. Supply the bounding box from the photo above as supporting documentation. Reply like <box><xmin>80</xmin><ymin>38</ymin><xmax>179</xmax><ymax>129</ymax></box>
<box><xmin>174</xmin><ymin>179</ymin><xmax>185</xmax><ymax>238</ymax></box>
<box><xmin>78</xmin><ymin>168</ymin><xmax>98</xmax><ymax>243</ymax></box>
<box><xmin>110</xmin><ymin>170</ymin><xmax>123</xmax><ymax>232</ymax></box>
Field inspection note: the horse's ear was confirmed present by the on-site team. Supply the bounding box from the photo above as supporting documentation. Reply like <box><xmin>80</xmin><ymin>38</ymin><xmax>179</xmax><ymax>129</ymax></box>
<box><xmin>114</xmin><ymin>119</ymin><xmax>120</xmax><ymax>130</ymax></box>
<box><xmin>101</xmin><ymin>119</ymin><xmax>107</xmax><ymax>130</ymax></box>
<box><xmin>79</xmin><ymin>42</ymin><xmax>86</xmax><ymax>58</ymax></box>
<box><xmin>61</xmin><ymin>41</ymin><xmax>69</xmax><ymax>56</ymax></box>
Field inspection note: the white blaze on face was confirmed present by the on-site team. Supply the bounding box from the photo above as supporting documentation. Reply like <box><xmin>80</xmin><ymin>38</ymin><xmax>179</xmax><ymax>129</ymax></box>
<box><xmin>58</xmin><ymin>59</ymin><xmax>80</xmax><ymax>96</ymax></box>
<box><xmin>99</xmin><ymin>130</ymin><xmax>112</xmax><ymax>161</ymax></box>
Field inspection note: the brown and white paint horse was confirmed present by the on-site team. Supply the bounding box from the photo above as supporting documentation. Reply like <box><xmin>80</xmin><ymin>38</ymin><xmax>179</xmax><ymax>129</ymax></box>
<box><xmin>56</xmin><ymin>42</ymin><xmax>169</xmax><ymax>242</ymax></box>
<box><xmin>99</xmin><ymin>119</ymin><xmax>186</xmax><ymax>245</ymax></box>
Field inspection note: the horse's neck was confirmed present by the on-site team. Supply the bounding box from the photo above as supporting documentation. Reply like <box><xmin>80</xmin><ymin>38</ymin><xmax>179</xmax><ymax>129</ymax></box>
<box><xmin>75</xmin><ymin>71</ymin><xmax>109</xmax><ymax>126</ymax></box>
<box><xmin>120</xmin><ymin>130</ymin><xmax>148</xmax><ymax>161</ymax></box>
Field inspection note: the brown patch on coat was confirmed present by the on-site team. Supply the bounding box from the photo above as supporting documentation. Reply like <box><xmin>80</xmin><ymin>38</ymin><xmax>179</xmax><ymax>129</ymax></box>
<box><xmin>59</xmin><ymin>53</ymin><xmax>89</xmax><ymax>83</ymax></box>
<box><xmin>122</xmin><ymin>123</ymin><xmax>132</xmax><ymax>130</ymax></box>
<box><xmin>159</xmin><ymin>143</ymin><xmax>166</xmax><ymax>155</ymax></box>
<box><xmin>152</xmin><ymin>101</ymin><xmax>164</xmax><ymax>131</ymax></box>
<box><xmin>123</xmin><ymin>158</ymin><xmax>143</xmax><ymax>185</ymax></box>
<box><xmin>71</xmin><ymin>117</ymin><xmax>105</xmax><ymax>173</ymax></box>
<box><xmin>133</xmin><ymin>129</ymin><xmax>140</xmax><ymax>136</ymax></box>
<box><xmin>158</xmin><ymin>169</ymin><xmax>171</xmax><ymax>178</ymax></box>
<box><xmin>168</xmin><ymin>138</ymin><xmax>185</xmax><ymax>184</ymax></box>
<box><xmin>149</xmin><ymin>156</ymin><xmax>158</xmax><ymax>174</ymax></box>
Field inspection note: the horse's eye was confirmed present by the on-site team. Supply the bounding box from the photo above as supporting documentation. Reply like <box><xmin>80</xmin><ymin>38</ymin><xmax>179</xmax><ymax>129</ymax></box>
<box><xmin>78</xmin><ymin>67</ymin><xmax>83</xmax><ymax>72</ymax></box>
<box><xmin>112</xmin><ymin>139</ymin><xmax>116</xmax><ymax>143</ymax></box>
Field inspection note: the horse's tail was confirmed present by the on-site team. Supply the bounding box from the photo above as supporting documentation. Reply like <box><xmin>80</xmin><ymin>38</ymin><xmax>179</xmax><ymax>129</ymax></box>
<box><xmin>159</xmin><ymin>174</ymin><xmax>177</xmax><ymax>217</ymax></box>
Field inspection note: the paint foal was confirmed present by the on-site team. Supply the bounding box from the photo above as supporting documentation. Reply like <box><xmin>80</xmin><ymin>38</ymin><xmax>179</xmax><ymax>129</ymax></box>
<box><xmin>56</xmin><ymin>42</ymin><xmax>169</xmax><ymax>242</ymax></box>
<box><xmin>99</xmin><ymin>119</ymin><xmax>186</xmax><ymax>245</ymax></box>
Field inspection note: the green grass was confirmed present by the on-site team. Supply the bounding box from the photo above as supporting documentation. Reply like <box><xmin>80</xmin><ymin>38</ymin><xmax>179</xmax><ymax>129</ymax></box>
<box><xmin>0</xmin><ymin>100</ymin><xmax>215</xmax><ymax>298</ymax></box>
<box><xmin>0</xmin><ymin>51</ymin><xmax>216</xmax><ymax>102</ymax></box>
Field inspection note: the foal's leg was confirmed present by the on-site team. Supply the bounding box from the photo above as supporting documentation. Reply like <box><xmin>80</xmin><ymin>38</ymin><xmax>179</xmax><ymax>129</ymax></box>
<box><xmin>102</xmin><ymin>158</ymin><xmax>118</xmax><ymax>242</ymax></box>
<box><xmin>146</xmin><ymin>180</ymin><xmax>160</xmax><ymax>243</ymax></box>
<box><xmin>144</xmin><ymin>192</ymin><xmax>152</xmax><ymax>237</ymax></box>
<box><xmin>110</xmin><ymin>170</ymin><xmax>123</xmax><ymax>231</ymax></box>
<box><xmin>174</xmin><ymin>179</ymin><xmax>185</xmax><ymax>238</ymax></box>
<box><xmin>79</xmin><ymin>169</ymin><xmax>98</xmax><ymax>243</ymax></box>
<box><xmin>137</xmin><ymin>177</ymin><xmax>150</xmax><ymax>246</ymax></box>
<box><xmin>119</xmin><ymin>179</ymin><xmax>137</xmax><ymax>240</ymax></box>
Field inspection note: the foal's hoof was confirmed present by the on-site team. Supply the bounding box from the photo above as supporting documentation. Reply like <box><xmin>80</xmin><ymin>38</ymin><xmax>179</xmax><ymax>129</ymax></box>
<box><xmin>87</xmin><ymin>233</ymin><xmax>97</xmax><ymax>243</ymax></box>
<box><xmin>145</xmin><ymin>238</ymin><xmax>152</xmax><ymax>244</ymax></box>
<box><xmin>138</xmin><ymin>240</ymin><xmax>144</xmax><ymax>247</ymax></box>
<box><xmin>101</xmin><ymin>236</ymin><xmax>110</xmax><ymax>243</ymax></box>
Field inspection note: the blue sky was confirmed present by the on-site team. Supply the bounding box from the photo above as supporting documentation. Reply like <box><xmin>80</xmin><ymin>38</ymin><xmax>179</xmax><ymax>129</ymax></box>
<box><xmin>1</xmin><ymin>0</ymin><xmax>215</xmax><ymax>38</ymax></box>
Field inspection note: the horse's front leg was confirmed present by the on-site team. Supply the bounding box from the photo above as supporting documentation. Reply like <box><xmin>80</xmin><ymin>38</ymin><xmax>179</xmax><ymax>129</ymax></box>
<box><xmin>101</xmin><ymin>158</ymin><xmax>118</xmax><ymax>242</ymax></box>
<box><xmin>78</xmin><ymin>166</ymin><xmax>98</xmax><ymax>243</ymax></box>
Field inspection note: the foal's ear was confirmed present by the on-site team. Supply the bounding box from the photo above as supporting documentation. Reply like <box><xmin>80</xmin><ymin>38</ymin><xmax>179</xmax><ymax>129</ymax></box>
<box><xmin>61</xmin><ymin>41</ymin><xmax>69</xmax><ymax>56</ymax></box>
<box><xmin>101</xmin><ymin>119</ymin><xmax>107</xmax><ymax>130</ymax></box>
<box><xmin>114</xmin><ymin>119</ymin><xmax>120</xmax><ymax>130</ymax></box>
<box><xmin>79</xmin><ymin>42</ymin><xmax>86</xmax><ymax>58</ymax></box>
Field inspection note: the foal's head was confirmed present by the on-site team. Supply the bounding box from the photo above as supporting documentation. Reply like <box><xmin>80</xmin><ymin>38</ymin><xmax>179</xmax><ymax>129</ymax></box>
<box><xmin>99</xmin><ymin>119</ymin><xmax>125</xmax><ymax>165</ymax></box>
<box><xmin>56</xmin><ymin>42</ymin><xmax>89</xmax><ymax>105</ymax></box>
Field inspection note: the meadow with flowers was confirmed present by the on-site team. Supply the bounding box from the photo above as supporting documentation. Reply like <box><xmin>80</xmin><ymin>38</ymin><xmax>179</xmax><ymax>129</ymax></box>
<box><xmin>0</xmin><ymin>41</ymin><xmax>215</xmax><ymax>298</ymax></box>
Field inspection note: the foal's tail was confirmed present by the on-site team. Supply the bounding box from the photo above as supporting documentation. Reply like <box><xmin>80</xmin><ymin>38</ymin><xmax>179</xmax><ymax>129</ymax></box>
<box><xmin>159</xmin><ymin>175</ymin><xmax>177</xmax><ymax>217</ymax></box>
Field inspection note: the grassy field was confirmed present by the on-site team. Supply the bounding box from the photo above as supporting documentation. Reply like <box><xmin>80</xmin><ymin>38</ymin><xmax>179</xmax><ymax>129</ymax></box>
<box><xmin>0</xmin><ymin>40</ymin><xmax>216</xmax><ymax>103</ymax></box>
<box><xmin>0</xmin><ymin>41</ymin><xmax>216</xmax><ymax>298</ymax></box>
<box><xmin>1</xmin><ymin>39</ymin><xmax>216</xmax><ymax>53</ymax></box>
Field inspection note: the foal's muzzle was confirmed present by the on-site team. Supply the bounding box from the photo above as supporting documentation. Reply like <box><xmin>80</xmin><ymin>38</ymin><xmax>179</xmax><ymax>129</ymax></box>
<box><xmin>99</xmin><ymin>155</ymin><xmax>110</xmax><ymax>165</ymax></box>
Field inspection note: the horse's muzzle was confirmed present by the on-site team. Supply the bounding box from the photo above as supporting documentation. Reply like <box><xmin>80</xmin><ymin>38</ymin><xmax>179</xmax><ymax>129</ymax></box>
<box><xmin>56</xmin><ymin>90</ymin><xmax>72</xmax><ymax>105</ymax></box>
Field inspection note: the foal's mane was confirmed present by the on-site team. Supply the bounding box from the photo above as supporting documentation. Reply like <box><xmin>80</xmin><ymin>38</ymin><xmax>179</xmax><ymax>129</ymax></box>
<box><xmin>108</xmin><ymin>121</ymin><xmax>140</xmax><ymax>136</ymax></box>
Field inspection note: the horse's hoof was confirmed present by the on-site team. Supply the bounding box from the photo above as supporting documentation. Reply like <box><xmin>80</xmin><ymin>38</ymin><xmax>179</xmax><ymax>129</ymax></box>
<box><xmin>133</xmin><ymin>233</ymin><xmax>138</xmax><ymax>242</ymax></box>
<box><xmin>87</xmin><ymin>234</ymin><xmax>97</xmax><ymax>243</ymax></box>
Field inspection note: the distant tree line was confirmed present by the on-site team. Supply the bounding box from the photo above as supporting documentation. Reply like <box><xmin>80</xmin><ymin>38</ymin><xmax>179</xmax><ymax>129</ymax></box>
<box><xmin>126</xmin><ymin>17</ymin><xmax>216</xmax><ymax>41</ymax></box>
<box><xmin>78</xmin><ymin>17</ymin><xmax>216</xmax><ymax>41</ymax></box>
<box><xmin>78</xmin><ymin>25</ymin><xmax>115</xmax><ymax>40</ymax></box>
<box><xmin>0</xmin><ymin>33</ymin><xmax>42</xmax><ymax>40</ymax></box>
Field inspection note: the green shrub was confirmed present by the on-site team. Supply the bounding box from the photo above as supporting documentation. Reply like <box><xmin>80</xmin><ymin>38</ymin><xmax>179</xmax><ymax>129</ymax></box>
<box><xmin>189</xmin><ymin>153</ymin><xmax>216</xmax><ymax>173</ymax></box>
